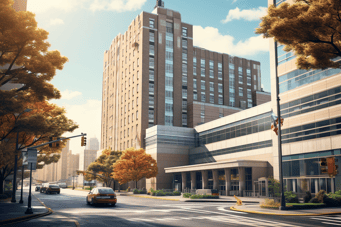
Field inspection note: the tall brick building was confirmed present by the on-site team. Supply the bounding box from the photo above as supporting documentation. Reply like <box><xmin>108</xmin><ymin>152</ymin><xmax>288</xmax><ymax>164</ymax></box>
<box><xmin>101</xmin><ymin>0</ymin><xmax>270</xmax><ymax>151</ymax></box>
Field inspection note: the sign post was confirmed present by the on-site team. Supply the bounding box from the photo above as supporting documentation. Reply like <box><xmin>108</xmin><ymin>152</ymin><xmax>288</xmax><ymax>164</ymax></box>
<box><xmin>25</xmin><ymin>148</ymin><xmax>37</xmax><ymax>214</ymax></box>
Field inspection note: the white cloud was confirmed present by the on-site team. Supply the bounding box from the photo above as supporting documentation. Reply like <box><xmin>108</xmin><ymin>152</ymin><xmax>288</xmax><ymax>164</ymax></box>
<box><xmin>60</xmin><ymin>90</ymin><xmax>82</xmax><ymax>100</ymax></box>
<box><xmin>57</xmin><ymin>99</ymin><xmax>102</xmax><ymax>154</ymax></box>
<box><xmin>27</xmin><ymin>0</ymin><xmax>147</xmax><ymax>13</ymax></box>
<box><xmin>89</xmin><ymin>0</ymin><xmax>147</xmax><ymax>12</ymax></box>
<box><xmin>193</xmin><ymin>26</ymin><xmax>269</xmax><ymax>56</ymax></box>
<box><xmin>232</xmin><ymin>0</ymin><xmax>238</xmax><ymax>3</ymax></box>
<box><xmin>50</xmin><ymin>18</ymin><xmax>64</xmax><ymax>26</ymax></box>
<box><xmin>221</xmin><ymin>7</ymin><xmax>267</xmax><ymax>23</ymax></box>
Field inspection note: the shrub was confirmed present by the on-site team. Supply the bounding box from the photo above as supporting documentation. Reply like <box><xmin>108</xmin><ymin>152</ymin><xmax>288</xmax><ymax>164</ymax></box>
<box><xmin>126</xmin><ymin>187</ymin><xmax>130</xmax><ymax>192</ymax></box>
<box><xmin>284</xmin><ymin>191</ymin><xmax>299</xmax><ymax>203</ymax></box>
<box><xmin>303</xmin><ymin>191</ymin><xmax>312</xmax><ymax>203</ymax></box>
<box><xmin>189</xmin><ymin>194</ymin><xmax>219</xmax><ymax>199</ymax></box>
<box><xmin>309</xmin><ymin>197</ymin><xmax>320</xmax><ymax>203</ymax></box>
<box><xmin>335</xmin><ymin>190</ymin><xmax>341</xmax><ymax>195</ymax></box>
<box><xmin>0</xmin><ymin>194</ymin><xmax>9</xmax><ymax>200</ymax></box>
<box><xmin>183</xmin><ymin>193</ymin><xmax>192</xmax><ymax>198</ymax></box>
<box><xmin>324</xmin><ymin>196</ymin><xmax>340</xmax><ymax>207</ymax></box>
<box><xmin>165</xmin><ymin>192</ymin><xmax>173</xmax><ymax>196</ymax></box>
<box><xmin>139</xmin><ymin>190</ymin><xmax>147</xmax><ymax>194</ymax></box>
<box><xmin>156</xmin><ymin>191</ymin><xmax>166</xmax><ymax>196</ymax></box>
<box><xmin>172</xmin><ymin>191</ymin><xmax>181</xmax><ymax>196</ymax></box>
<box><xmin>316</xmin><ymin>190</ymin><xmax>326</xmax><ymax>203</ymax></box>
<box><xmin>133</xmin><ymin>189</ymin><xmax>139</xmax><ymax>194</ymax></box>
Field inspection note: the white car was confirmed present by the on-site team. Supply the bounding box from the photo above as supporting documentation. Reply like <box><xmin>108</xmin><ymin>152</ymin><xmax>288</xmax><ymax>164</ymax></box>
<box><xmin>58</xmin><ymin>183</ymin><xmax>67</xmax><ymax>188</ymax></box>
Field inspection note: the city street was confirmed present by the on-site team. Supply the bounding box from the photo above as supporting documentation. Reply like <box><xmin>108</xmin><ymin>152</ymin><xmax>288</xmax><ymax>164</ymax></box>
<box><xmin>9</xmin><ymin>188</ymin><xmax>341</xmax><ymax>227</ymax></box>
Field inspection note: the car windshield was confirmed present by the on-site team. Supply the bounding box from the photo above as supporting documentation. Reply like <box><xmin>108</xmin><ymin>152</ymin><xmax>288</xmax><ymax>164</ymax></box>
<box><xmin>98</xmin><ymin>189</ymin><xmax>114</xmax><ymax>194</ymax></box>
<box><xmin>49</xmin><ymin>185</ymin><xmax>59</xmax><ymax>188</ymax></box>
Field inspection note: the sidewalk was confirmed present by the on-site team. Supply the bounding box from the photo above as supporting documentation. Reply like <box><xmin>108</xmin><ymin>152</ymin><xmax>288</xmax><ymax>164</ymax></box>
<box><xmin>231</xmin><ymin>204</ymin><xmax>341</xmax><ymax>216</ymax></box>
<box><xmin>0</xmin><ymin>190</ymin><xmax>51</xmax><ymax>225</ymax></box>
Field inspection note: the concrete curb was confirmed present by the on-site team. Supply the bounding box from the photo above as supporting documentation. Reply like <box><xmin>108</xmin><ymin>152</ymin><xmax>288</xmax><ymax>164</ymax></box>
<box><xmin>0</xmin><ymin>194</ymin><xmax>52</xmax><ymax>226</ymax></box>
<box><xmin>183</xmin><ymin>200</ymin><xmax>259</xmax><ymax>203</ymax></box>
<box><xmin>230</xmin><ymin>206</ymin><xmax>341</xmax><ymax>216</ymax></box>
<box><xmin>120</xmin><ymin>194</ymin><xmax>180</xmax><ymax>201</ymax></box>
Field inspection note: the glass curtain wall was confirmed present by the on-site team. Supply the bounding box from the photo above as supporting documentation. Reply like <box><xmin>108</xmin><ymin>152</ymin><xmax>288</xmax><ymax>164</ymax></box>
<box><xmin>165</xmin><ymin>22</ymin><xmax>174</xmax><ymax>126</ymax></box>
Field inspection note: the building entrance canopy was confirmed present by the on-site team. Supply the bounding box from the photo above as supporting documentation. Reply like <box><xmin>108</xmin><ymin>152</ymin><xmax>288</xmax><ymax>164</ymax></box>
<box><xmin>164</xmin><ymin>160</ymin><xmax>268</xmax><ymax>173</ymax></box>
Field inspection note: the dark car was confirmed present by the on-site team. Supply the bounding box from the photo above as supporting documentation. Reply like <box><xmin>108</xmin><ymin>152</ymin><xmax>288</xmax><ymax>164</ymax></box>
<box><xmin>35</xmin><ymin>185</ymin><xmax>41</xmax><ymax>192</ymax></box>
<box><xmin>40</xmin><ymin>184</ymin><xmax>60</xmax><ymax>194</ymax></box>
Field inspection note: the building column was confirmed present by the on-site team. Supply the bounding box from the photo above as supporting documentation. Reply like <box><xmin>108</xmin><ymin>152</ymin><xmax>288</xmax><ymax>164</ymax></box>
<box><xmin>225</xmin><ymin>168</ymin><xmax>231</xmax><ymax>196</ymax></box>
<box><xmin>202</xmin><ymin>170</ymin><xmax>208</xmax><ymax>189</ymax></box>
<box><xmin>213</xmin><ymin>169</ymin><xmax>219</xmax><ymax>190</ymax></box>
<box><xmin>238</xmin><ymin>167</ymin><xmax>245</xmax><ymax>197</ymax></box>
<box><xmin>190</xmin><ymin>172</ymin><xmax>196</xmax><ymax>190</ymax></box>
<box><xmin>181</xmin><ymin>172</ymin><xmax>187</xmax><ymax>192</ymax></box>
<box><xmin>265</xmin><ymin>179</ymin><xmax>269</xmax><ymax>197</ymax></box>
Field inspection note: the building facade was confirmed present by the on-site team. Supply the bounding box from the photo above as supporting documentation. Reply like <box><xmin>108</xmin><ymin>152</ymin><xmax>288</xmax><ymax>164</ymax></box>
<box><xmin>101</xmin><ymin>0</ymin><xmax>269</xmax><ymax>151</ymax></box>
<box><xmin>141</xmin><ymin>0</ymin><xmax>341</xmax><ymax>196</ymax></box>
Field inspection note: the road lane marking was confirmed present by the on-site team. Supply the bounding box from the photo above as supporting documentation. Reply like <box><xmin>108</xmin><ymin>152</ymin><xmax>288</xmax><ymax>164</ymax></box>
<box><xmin>321</xmin><ymin>222</ymin><xmax>341</xmax><ymax>226</ymax></box>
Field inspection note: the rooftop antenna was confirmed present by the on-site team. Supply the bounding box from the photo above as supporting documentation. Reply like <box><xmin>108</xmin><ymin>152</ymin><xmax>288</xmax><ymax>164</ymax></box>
<box><xmin>155</xmin><ymin>0</ymin><xmax>164</xmax><ymax>8</ymax></box>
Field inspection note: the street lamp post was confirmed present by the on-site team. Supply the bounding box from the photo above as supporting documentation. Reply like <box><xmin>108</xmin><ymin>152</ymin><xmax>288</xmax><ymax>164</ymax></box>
<box><xmin>19</xmin><ymin>164</ymin><xmax>24</xmax><ymax>203</ymax></box>
<box><xmin>272</xmin><ymin>0</ymin><xmax>286</xmax><ymax>210</ymax></box>
<box><xmin>11</xmin><ymin>109</ymin><xmax>32</xmax><ymax>203</ymax></box>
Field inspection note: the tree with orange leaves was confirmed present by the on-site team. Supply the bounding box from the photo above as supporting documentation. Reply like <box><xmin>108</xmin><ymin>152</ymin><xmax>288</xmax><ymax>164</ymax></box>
<box><xmin>256</xmin><ymin>0</ymin><xmax>341</xmax><ymax>70</ymax></box>
<box><xmin>0</xmin><ymin>100</ymin><xmax>78</xmax><ymax>194</ymax></box>
<box><xmin>112</xmin><ymin>148</ymin><xmax>158</xmax><ymax>189</ymax></box>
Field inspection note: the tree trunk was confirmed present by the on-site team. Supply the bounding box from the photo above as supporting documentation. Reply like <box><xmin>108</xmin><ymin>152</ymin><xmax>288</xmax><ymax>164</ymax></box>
<box><xmin>113</xmin><ymin>180</ymin><xmax>115</xmax><ymax>191</ymax></box>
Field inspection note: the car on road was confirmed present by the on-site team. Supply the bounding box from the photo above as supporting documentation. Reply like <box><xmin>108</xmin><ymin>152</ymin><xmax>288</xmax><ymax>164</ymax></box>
<box><xmin>35</xmin><ymin>185</ymin><xmax>42</xmax><ymax>191</ymax></box>
<box><xmin>58</xmin><ymin>183</ymin><xmax>67</xmax><ymax>188</ymax></box>
<box><xmin>40</xmin><ymin>183</ymin><xmax>60</xmax><ymax>194</ymax></box>
<box><xmin>86</xmin><ymin>187</ymin><xmax>117</xmax><ymax>206</ymax></box>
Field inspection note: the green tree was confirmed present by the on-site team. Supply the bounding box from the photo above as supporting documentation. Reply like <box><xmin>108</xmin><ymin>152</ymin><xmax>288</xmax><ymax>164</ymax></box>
<box><xmin>112</xmin><ymin>148</ymin><xmax>158</xmax><ymax>189</ymax></box>
<box><xmin>256</xmin><ymin>0</ymin><xmax>341</xmax><ymax>69</ymax></box>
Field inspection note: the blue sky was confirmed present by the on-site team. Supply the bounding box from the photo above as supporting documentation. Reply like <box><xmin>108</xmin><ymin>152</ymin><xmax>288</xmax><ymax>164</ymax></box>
<box><xmin>27</xmin><ymin>0</ymin><xmax>270</xmax><ymax>154</ymax></box>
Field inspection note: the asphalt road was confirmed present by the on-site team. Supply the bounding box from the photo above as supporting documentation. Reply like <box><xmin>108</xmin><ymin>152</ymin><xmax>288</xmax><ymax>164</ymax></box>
<box><xmin>12</xmin><ymin>188</ymin><xmax>341</xmax><ymax>227</ymax></box>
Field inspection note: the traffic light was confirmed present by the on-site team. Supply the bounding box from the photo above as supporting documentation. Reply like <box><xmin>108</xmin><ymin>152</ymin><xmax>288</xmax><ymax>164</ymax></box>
<box><xmin>320</xmin><ymin>158</ymin><xmax>328</xmax><ymax>174</ymax></box>
<box><xmin>81</xmin><ymin>136</ymin><xmax>87</xmax><ymax>147</ymax></box>
<box><xmin>49</xmin><ymin>137</ymin><xmax>59</xmax><ymax>148</ymax></box>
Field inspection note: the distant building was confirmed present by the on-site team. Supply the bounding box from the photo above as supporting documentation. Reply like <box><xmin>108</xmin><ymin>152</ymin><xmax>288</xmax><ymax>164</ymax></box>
<box><xmin>78</xmin><ymin>149</ymin><xmax>98</xmax><ymax>186</ymax></box>
<box><xmin>12</xmin><ymin>0</ymin><xmax>27</xmax><ymax>11</ymax></box>
<box><xmin>86</xmin><ymin>137</ymin><xmax>99</xmax><ymax>151</ymax></box>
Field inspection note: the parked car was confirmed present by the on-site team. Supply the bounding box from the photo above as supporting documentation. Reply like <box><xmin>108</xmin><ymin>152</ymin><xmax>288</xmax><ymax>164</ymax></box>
<box><xmin>58</xmin><ymin>183</ymin><xmax>67</xmax><ymax>188</ymax></box>
<box><xmin>86</xmin><ymin>187</ymin><xmax>116</xmax><ymax>206</ymax></box>
<box><xmin>40</xmin><ymin>183</ymin><xmax>60</xmax><ymax>194</ymax></box>
<box><xmin>35</xmin><ymin>185</ymin><xmax>41</xmax><ymax>192</ymax></box>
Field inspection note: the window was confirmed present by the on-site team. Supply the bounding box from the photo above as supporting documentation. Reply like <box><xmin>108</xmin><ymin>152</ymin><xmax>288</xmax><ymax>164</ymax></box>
<box><xmin>247</xmin><ymin>89</ymin><xmax>252</xmax><ymax>99</ymax></box>
<box><xmin>182</xmin><ymin>49</ymin><xmax>187</xmax><ymax>62</ymax></box>
<box><xmin>193</xmin><ymin>92</ymin><xmax>197</xmax><ymax>100</ymax></box>
<box><xmin>182</xmin><ymin>114</ymin><xmax>187</xmax><ymax>125</ymax></box>
<box><xmin>201</xmin><ymin>92</ymin><xmax>206</xmax><ymax>102</ymax></box>
<box><xmin>193</xmin><ymin>79</ymin><xmax>197</xmax><ymax>90</ymax></box>
<box><xmin>166</xmin><ymin>22</ymin><xmax>173</xmax><ymax>33</ymax></box>
<box><xmin>201</xmin><ymin>68</ymin><xmax>205</xmax><ymax>77</ymax></box>
<box><xmin>193</xmin><ymin>57</ymin><xmax>197</xmax><ymax>66</ymax></box>
<box><xmin>239</xmin><ymin>75</ymin><xmax>243</xmax><ymax>84</ymax></box>
<box><xmin>209</xmin><ymin>60</ymin><xmax>214</xmax><ymax>69</ymax></box>
<box><xmin>182</xmin><ymin>76</ymin><xmax>187</xmax><ymax>86</ymax></box>
<box><xmin>137</xmin><ymin>58</ymin><xmax>139</xmax><ymax>67</ymax></box>
<box><xmin>209</xmin><ymin>70</ymin><xmax>214</xmax><ymax>78</ymax></box>
<box><xmin>182</xmin><ymin>39</ymin><xmax>187</xmax><ymax>49</ymax></box>
<box><xmin>201</xmin><ymin>81</ymin><xmax>205</xmax><ymax>90</ymax></box>
<box><xmin>136</xmin><ymin>110</ymin><xmax>138</xmax><ymax>120</ymax></box>
<box><xmin>201</xmin><ymin>59</ymin><xmax>205</xmax><ymax>68</ymax></box>
<box><xmin>149</xmin><ymin>44</ymin><xmax>154</xmax><ymax>56</ymax></box>
<box><xmin>218</xmin><ymin>95</ymin><xmax>223</xmax><ymax>104</ymax></box>
<box><xmin>182</xmin><ymin>27</ymin><xmax>187</xmax><ymax>37</ymax></box>
<box><xmin>149</xmin><ymin>83</ymin><xmax>154</xmax><ymax>94</ymax></box>
<box><xmin>248</xmin><ymin>99</ymin><xmax>253</xmax><ymax>108</ymax></box>
<box><xmin>149</xmin><ymin>96</ymin><xmax>154</xmax><ymax>107</ymax></box>
<box><xmin>149</xmin><ymin>110</ymin><xmax>154</xmax><ymax>121</ymax></box>
<box><xmin>132</xmin><ymin>113</ymin><xmax>134</xmax><ymax>121</ymax></box>
<box><xmin>239</xmin><ymin>87</ymin><xmax>243</xmax><ymax>97</ymax></box>
<box><xmin>149</xmin><ymin>31</ymin><xmax>154</xmax><ymax>42</ymax></box>
<box><xmin>149</xmin><ymin>69</ymin><xmax>154</xmax><ymax>81</ymax></box>
<box><xmin>149</xmin><ymin>57</ymin><xmax>154</xmax><ymax>69</ymax></box>
<box><xmin>137</xmin><ymin>71</ymin><xmax>139</xmax><ymax>79</ymax></box>
<box><xmin>193</xmin><ymin>66</ymin><xmax>197</xmax><ymax>76</ymax></box>
<box><xmin>182</xmin><ymin>100</ymin><xmax>187</xmax><ymax>110</ymax></box>
<box><xmin>182</xmin><ymin>64</ymin><xmax>187</xmax><ymax>75</ymax></box>
<box><xmin>210</xmin><ymin>94</ymin><xmax>214</xmax><ymax>103</ymax></box>
<box><xmin>182</xmin><ymin>89</ymin><xmax>187</xmax><ymax>99</ymax></box>
<box><xmin>218</xmin><ymin>83</ymin><xmax>223</xmax><ymax>93</ymax></box>
<box><xmin>229</xmin><ymin>97</ymin><xmax>235</xmax><ymax>107</ymax></box>
<box><xmin>218</xmin><ymin>71</ymin><xmax>222</xmax><ymax>80</ymax></box>
<box><xmin>218</xmin><ymin>63</ymin><xmax>222</xmax><ymax>71</ymax></box>
<box><xmin>149</xmin><ymin>19</ymin><xmax>155</xmax><ymax>28</ymax></box>
<box><xmin>137</xmin><ymin>84</ymin><xmax>139</xmax><ymax>93</ymax></box>
<box><xmin>209</xmin><ymin>82</ymin><xmax>214</xmax><ymax>92</ymax></box>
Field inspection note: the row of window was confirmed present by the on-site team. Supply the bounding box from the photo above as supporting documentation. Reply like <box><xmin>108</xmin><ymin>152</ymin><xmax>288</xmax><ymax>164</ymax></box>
<box><xmin>191</xmin><ymin>140</ymin><xmax>273</xmax><ymax>161</ymax></box>
<box><xmin>280</xmin><ymin>88</ymin><xmax>341</xmax><ymax>119</ymax></box>
<box><xmin>199</xmin><ymin>113</ymin><xmax>272</xmax><ymax>145</ymax></box>
<box><xmin>282</xmin><ymin>117</ymin><xmax>341</xmax><ymax>144</ymax></box>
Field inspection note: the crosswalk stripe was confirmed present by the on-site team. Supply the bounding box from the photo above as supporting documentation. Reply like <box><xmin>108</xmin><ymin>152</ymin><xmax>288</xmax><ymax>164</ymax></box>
<box><xmin>311</xmin><ymin>217</ymin><xmax>341</xmax><ymax>223</ymax></box>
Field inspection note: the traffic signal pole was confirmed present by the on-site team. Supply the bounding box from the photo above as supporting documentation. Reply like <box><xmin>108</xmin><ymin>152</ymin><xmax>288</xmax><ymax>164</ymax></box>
<box><xmin>29</xmin><ymin>133</ymin><xmax>87</xmax><ymax>149</ymax></box>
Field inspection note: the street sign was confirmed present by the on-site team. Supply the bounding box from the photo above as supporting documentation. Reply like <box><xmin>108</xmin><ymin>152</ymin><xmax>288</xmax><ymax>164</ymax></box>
<box><xmin>27</xmin><ymin>148</ymin><xmax>37</xmax><ymax>163</ymax></box>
